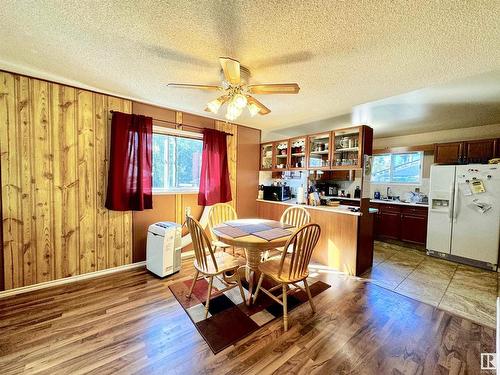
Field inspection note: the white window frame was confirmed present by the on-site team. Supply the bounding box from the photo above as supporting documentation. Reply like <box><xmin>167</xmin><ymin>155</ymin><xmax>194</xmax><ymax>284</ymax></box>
<box><xmin>371</xmin><ymin>151</ymin><xmax>424</xmax><ymax>185</ymax></box>
<box><xmin>152</xmin><ymin>125</ymin><xmax>203</xmax><ymax>195</ymax></box>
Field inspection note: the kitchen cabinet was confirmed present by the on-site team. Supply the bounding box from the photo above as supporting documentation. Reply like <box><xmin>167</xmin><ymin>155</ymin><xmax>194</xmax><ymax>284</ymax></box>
<box><xmin>332</xmin><ymin>127</ymin><xmax>362</xmax><ymax>168</ymax></box>
<box><xmin>307</xmin><ymin>132</ymin><xmax>331</xmax><ymax>169</ymax></box>
<box><xmin>259</xmin><ymin>125</ymin><xmax>373</xmax><ymax>172</ymax></box>
<box><xmin>400</xmin><ymin>207</ymin><xmax>428</xmax><ymax>245</ymax></box>
<box><xmin>434</xmin><ymin>138</ymin><xmax>498</xmax><ymax>164</ymax></box>
<box><xmin>464</xmin><ymin>139</ymin><xmax>497</xmax><ymax>164</ymax></box>
<box><xmin>289</xmin><ymin>136</ymin><xmax>307</xmax><ymax>170</ymax></box>
<box><xmin>434</xmin><ymin>142</ymin><xmax>463</xmax><ymax>164</ymax></box>
<box><xmin>377</xmin><ymin>206</ymin><xmax>401</xmax><ymax>240</ymax></box>
<box><xmin>260</xmin><ymin>143</ymin><xmax>273</xmax><ymax>170</ymax></box>
<box><xmin>371</xmin><ymin>203</ymin><xmax>428</xmax><ymax>246</ymax></box>
<box><xmin>273</xmin><ymin>139</ymin><xmax>289</xmax><ymax>171</ymax></box>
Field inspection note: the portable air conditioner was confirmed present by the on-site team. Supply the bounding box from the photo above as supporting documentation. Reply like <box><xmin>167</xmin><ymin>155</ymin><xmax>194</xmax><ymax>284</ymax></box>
<box><xmin>146</xmin><ymin>222</ymin><xmax>182</xmax><ymax>277</ymax></box>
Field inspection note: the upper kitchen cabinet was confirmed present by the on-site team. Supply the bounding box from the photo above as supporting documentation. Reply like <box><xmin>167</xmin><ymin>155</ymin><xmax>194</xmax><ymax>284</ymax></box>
<box><xmin>464</xmin><ymin>139</ymin><xmax>497</xmax><ymax>163</ymax></box>
<box><xmin>259</xmin><ymin>125</ymin><xmax>372</xmax><ymax>171</ymax></box>
<box><xmin>434</xmin><ymin>142</ymin><xmax>463</xmax><ymax>164</ymax></box>
<box><xmin>307</xmin><ymin>132</ymin><xmax>331</xmax><ymax>169</ymax></box>
<box><xmin>260</xmin><ymin>143</ymin><xmax>273</xmax><ymax>170</ymax></box>
<box><xmin>434</xmin><ymin>139</ymin><xmax>498</xmax><ymax>164</ymax></box>
<box><xmin>273</xmin><ymin>139</ymin><xmax>290</xmax><ymax>171</ymax></box>
<box><xmin>289</xmin><ymin>137</ymin><xmax>307</xmax><ymax>170</ymax></box>
<box><xmin>332</xmin><ymin>127</ymin><xmax>362</xmax><ymax>168</ymax></box>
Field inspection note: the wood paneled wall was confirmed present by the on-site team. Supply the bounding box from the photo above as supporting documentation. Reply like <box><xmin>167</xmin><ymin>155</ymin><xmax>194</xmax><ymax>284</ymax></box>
<box><xmin>0</xmin><ymin>72</ymin><xmax>132</xmax><ymax>290</ymax></box>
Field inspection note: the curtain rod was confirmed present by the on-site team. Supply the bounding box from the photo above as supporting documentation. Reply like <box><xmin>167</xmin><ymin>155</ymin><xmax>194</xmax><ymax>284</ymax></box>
<box><xmin>110</xmin><ymin>111</ymin><xmax>233</xmax><ymax>136</ymax></box>
<box><xmin>204</xmin><ymin>127</ymin><xmax>233</xmax><ymax>137</ymax></box>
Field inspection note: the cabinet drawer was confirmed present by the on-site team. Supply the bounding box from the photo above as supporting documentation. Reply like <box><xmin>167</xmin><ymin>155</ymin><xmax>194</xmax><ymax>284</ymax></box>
<box><xmin>379</xmin><ymin>204</ymin><xmax>401</xmax><ymax>213</ymax></box>
<box><xmin>401</xmin><ymin>206</ymin><xmax>428</xmax><ymax>216</ymax></box>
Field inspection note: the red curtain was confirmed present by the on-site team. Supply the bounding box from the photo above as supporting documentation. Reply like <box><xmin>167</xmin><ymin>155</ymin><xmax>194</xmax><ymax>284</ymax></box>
<box><xmin>105</xmin><ymin>112</ymin><xmax>153</xmax><ymax>211</ymax></box>
<box><xmin>198</xmin><ymin>128</ymin><xmax>232</xmax><ymax>206</ymax></box>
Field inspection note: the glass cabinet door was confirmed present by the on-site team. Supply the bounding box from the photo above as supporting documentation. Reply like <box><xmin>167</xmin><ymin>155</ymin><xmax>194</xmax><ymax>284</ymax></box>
<box><xmin>308</xmin><ymin>133</ymin><xmax>331</xmax><ymax>169</ymax></box>
<box><xmin>273</xmin><ymin>140</ymin><xmax>289</xmax><ymax>170</ymax></box>
<box><xmin>289</xmin><ymin>137</ymin><xmax>306</xmax><ymax>169</ymax></box>
<box><xmin>332</xmin><ymin>128</ymin><xmax>361</xmax><ymax>167</ymax></box>
<box><xmin>260</xmin><ymin>143</ymin><xmax>273</xmax><ymax>170</ymax></box>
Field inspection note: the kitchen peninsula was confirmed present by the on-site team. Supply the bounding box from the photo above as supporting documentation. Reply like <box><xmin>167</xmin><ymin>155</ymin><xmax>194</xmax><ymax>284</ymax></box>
<box><xmin>256</xmin><ymin>199</ymin><xmax>376</xmax><ymax>276</ymax></box>
<box><xmin>257</xmin><ymin>125</ymin><xmax>375</xmax><ymax>276</ymax></box>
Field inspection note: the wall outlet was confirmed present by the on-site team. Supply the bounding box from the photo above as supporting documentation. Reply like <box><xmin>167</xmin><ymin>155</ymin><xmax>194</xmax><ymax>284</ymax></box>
<box><xmin>185</xmin><ymin>206</ymin><xmax>191</xmax><ymax>217</ymax></box>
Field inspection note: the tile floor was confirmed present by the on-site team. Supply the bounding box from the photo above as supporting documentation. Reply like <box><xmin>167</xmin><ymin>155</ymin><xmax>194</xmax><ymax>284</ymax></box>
<box><xmin>361</xmin><ymin>240</ymin><xmax>498</xmax><ymax>328</ymax></box>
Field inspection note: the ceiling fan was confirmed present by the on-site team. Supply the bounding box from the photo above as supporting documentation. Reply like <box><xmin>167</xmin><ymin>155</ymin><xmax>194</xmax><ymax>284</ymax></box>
<box><xmin>167</xmin><ymin>57</ymin><xmax>300</xmax><ymax>121</ymax></box>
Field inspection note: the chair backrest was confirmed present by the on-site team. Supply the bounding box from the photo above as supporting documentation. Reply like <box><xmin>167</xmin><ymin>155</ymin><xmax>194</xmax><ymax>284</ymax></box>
<box><xmin>280</xmin><ymin>206</ymin><xmax>310</xmax><ymax>228</ymax></box>
<box><xmin>186</xmin><ymin>215</ymin><xmax>218</xmax><ymax>273</ymax></box>
<box><xmin>207</xmin><ymin>203</ymin><xmax>238</xmax><ymax>241</ymax></box>
<box><xmin>279</xmin><ymin>223</ymin><xmax>321</xmax><ymax>280</ymax></box>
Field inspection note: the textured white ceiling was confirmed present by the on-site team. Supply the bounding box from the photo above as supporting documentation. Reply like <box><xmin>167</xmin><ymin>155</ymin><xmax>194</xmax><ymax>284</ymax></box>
<box><xmin>1</xmin><ymin>1</ymin><xmax>499</xmax><ymax>138</ymax></box>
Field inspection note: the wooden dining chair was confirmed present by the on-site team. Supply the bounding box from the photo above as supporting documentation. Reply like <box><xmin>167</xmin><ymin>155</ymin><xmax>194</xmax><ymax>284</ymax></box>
<box><xmin>280</xmin><ymin>206</ymin><xmax>311</xmax><ymax>228</ymax></box>
<box><xmin>185</xmin><ymin>215</ymin><xmax>246</xmax><ymax>318</ymax></box>
<box><xmin>207</xmin><ymin>203</ymin><xmax>238</xmax><ymax>255</ymax></box>
<box><xmin>253</xmin><ymin>223</ymin><xmax>321</xmax><ymax>331</ymax></box>
<box><xmin>268</xmin><ymin>206</ymin><xmax>311</xmax><ymax>257</ymax></box>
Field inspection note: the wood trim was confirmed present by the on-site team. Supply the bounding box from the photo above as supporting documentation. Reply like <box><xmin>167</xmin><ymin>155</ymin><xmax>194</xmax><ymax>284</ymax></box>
<box><xmin>0</xmin><ymin>261</ymin><xmax>146</xmax><ymax>299</ymax></box>
<box><xmin>373</xmin><ymin>144</ymin><xmax>434</xmax><ymax>154</ymax></box>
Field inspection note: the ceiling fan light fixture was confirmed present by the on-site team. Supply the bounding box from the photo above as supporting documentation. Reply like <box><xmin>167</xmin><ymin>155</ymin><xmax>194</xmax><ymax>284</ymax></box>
<box><xmin>206</xmin><ymin>98</ymin><xmax>222</xmax><ymax>114</ymax></box>
<box><xmin>225</xmin><ymin>101</ymin><xmax>242</xmax><ymax>121</ymax></box>
<box><xmin>247</xmin><ymin>102</ymin><xmax>260</xmax><ymax>117</ymax></box>
<box><xmin>232</xmin><ymin>93</ymin><xmax>247</xmax><ymax>109</ymax></box>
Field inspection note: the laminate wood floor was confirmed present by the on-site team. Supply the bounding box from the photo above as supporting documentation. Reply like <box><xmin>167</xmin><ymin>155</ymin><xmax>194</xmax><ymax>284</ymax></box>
<box><xmin>0</xmin><ymin>256</ymin><xmax>495</xmax><ymax>375</ymax></box>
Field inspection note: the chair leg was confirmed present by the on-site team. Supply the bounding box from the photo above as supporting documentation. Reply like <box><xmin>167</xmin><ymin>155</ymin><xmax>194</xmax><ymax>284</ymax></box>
<box><xmin>304</xmin><ymin>279</ymin><xmax>316</xmax><ymax>313</ymax></box>
<box><xmin>204</xmin><ymin>276</ymin><xmax>214</xmax><ymax>318</ymax></box>
<box><xmin>282</xmin><ymin>284</ymin><xmax>288</xmax><ymax>332</ymax></box>
<box><xmin>252</xmin><ymin>273</ymin><xmax>265</xmax><ymax>303</ymax></box>
<box><xmin>186</xmin><ymin>270</ymin><xmax>199</xmax><ymax>298</ymax></box>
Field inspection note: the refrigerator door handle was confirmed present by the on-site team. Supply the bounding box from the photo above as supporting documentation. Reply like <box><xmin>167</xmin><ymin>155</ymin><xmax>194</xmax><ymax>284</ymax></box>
<box><xmin>453</xmin><ymin>182</ymin><xmax>460</xmax><ymax>222</ymax></box>
<box><xmin>448</xmin><ymin>183</ymin><xmax>454</xmax><ymax>222</ymax></box>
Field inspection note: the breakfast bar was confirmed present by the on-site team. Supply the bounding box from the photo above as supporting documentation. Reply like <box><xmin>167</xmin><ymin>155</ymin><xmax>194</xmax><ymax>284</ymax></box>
<box><xmin>256</xmin><ymin>199</ymin><xmax>376</xmax><ymax>276</ymax></box>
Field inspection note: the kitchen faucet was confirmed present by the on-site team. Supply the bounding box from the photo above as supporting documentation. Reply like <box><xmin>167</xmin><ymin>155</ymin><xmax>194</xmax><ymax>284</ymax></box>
<box><xmin>387</xmin><ymin>186</ymin><xmax>392</xmax><ymax>199</ymax></box>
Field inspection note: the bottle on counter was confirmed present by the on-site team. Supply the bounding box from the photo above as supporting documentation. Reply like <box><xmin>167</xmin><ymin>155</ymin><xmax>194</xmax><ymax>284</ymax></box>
<box><xmin>354</xmin><ymin>186</ymin><xmax>361</xmax><ymax>199</ymax></box>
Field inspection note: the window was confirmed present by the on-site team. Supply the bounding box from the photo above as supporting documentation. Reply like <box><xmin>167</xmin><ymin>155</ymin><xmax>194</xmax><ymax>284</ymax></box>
<box><xmin>371</xmin><ymin>152</ymin><xmax>423</xmax><ymax>184</ymax></box>
<box><xmin>152</xmin><ymin>131</ymin><xmax>203</xmax><ymax>193</ymax></box>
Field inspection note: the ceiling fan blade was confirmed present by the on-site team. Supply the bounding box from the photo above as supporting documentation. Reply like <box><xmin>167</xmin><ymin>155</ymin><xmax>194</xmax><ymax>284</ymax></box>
<box><xmin>247</xmin><ymin>83</ymin><xmax>300</xmax><ymax>94</ymax></box>
<box><xmin>247</xmin><ymin>96</ymin><xmax>271</xmax><ymax>115</ymax></box>
<box><xmin>219</xmin><ymin>57</ymin><xmax>241</xmax><ymax>85</ymax></box>
<box><xmin>167</xmin><ymin>83</ymin><xmax>222</xmax><ymax>91</ymax></box>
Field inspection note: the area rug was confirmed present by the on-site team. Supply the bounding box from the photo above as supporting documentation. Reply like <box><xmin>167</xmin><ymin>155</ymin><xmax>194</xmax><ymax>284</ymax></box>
<box><xmin>169</xmin><ymin>274</ymin><xmax>330</xmax><ymax>353</ymax></box>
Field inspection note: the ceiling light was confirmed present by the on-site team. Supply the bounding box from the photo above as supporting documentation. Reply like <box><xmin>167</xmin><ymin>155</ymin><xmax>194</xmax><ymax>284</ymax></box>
<box><xmin>247</xmin><ymin>103</ymin><xmax>260</xmax><ymax>117</ymax></box>
<box><xmin>206</xmin><ymin>98</ymin><xmax>222</xmax><ymax>114</ymax></box>
<box><xmin>225</xmin><ymin>102</ymin><xmax>242</xmax><ymax>120</ymax></box>
<box><xmin>232</xmin><ymin>93</ymin><xmax>247</xmax><ymax>108</ymax></box>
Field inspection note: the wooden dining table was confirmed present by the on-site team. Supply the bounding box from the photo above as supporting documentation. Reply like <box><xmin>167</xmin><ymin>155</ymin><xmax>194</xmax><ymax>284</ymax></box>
<box><xmin>212</xmin><ymin>219</ymin><xmax>294</xmax><ymax>305</ymax></box>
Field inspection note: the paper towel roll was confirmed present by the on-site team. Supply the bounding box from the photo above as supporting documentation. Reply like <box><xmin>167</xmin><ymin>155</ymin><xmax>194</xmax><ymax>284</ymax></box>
<box><xmin>296</xmin><ymin>186</ymin><xmax>305</xmax><ymax>204</ymax></box>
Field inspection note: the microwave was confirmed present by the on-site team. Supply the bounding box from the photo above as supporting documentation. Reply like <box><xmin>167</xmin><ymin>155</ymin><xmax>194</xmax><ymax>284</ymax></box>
<box><xmin>263</xmin><ymin>186</ymin><xmax>291</xmax><ymax>202</ymax></box>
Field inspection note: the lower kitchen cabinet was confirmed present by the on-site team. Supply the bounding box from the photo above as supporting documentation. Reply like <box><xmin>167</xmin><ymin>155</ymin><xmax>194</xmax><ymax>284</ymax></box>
<box><xmin>378</xmin><ymin>210</ymin><xmax>401</xmax><ymax>239</ymax></box>
<box><xmin>371</xmin><ymin>203</ymin><xmax>428</xmax><ymax>246</ymax></box>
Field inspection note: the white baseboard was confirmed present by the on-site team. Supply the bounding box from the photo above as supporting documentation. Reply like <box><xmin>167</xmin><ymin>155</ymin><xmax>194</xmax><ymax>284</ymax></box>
<box><xmin>181</xmin><ymin>250</ymin><xmax>194</xmax><ymax>260</ymax></box>
<box><xmin>0</xmin><ymin>261</ymin><xmax>146</xmax><ymax>299</ymax></box>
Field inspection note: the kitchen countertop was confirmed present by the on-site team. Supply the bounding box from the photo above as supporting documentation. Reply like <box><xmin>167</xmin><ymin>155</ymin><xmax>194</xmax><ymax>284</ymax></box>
<box><xmin>256</xmin><ymin>199</ymin><xmax>379</xmax><ymax>216</ymax></box>
<box><xmin>370</xmin><ymin>199</ymin><xmax>428</xmax><ymax>208</ymax></box>
<box><xmin>320</xmin><ymin>196</ymin><xmax>428</xmax><ymax>208</ymax></box>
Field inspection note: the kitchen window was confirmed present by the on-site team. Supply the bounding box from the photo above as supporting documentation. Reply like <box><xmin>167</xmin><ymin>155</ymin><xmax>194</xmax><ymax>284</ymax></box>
<box><xmin>152</xmin><ymin>127</ymin><xmax>203</xmax><ymax>194</ymax></box>
<box><xmin>371</xmin><ymin>151</ymin><xmax>423</xmax><ymax>184</ymax></box>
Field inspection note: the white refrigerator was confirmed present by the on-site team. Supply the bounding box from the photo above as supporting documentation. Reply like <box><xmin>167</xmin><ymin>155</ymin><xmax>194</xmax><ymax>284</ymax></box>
<box><xmin>427</xmin><ymin>164</ymin><xmax>500</xmax><ymax>268</ymax></box>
